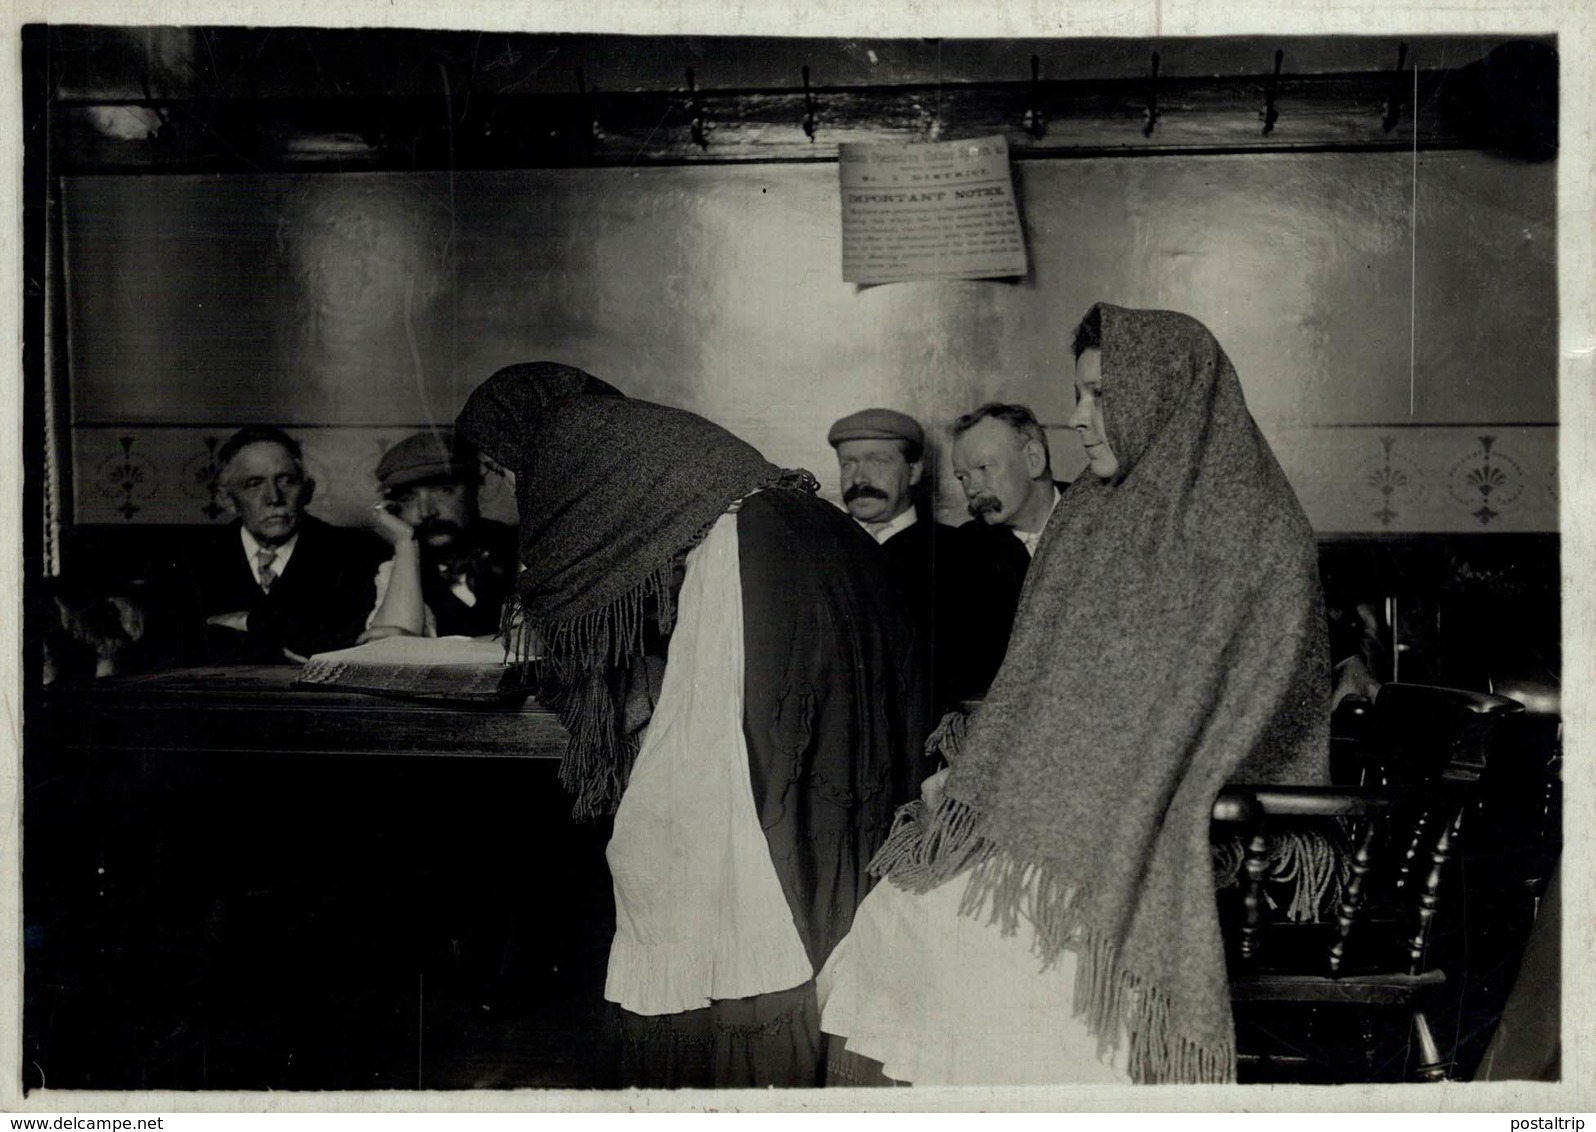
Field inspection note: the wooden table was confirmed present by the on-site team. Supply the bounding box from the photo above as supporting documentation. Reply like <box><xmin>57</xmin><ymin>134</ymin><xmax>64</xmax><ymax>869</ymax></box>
<box><xmin>28</xmin><ymin>666</ymin><xmax>609</xmax><ymax>1090</ymax></box>
<box><xmin>44</xmin><ymin>664</ymin><xmax>570</xmax><ymax>761</ymax></box>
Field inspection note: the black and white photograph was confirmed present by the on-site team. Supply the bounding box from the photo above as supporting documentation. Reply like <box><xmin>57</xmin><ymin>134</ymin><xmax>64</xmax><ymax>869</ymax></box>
<box><xmin>8</xmin><ymin>2</ymin><xmax>1591</xmax><ymax>1113</ymax></box>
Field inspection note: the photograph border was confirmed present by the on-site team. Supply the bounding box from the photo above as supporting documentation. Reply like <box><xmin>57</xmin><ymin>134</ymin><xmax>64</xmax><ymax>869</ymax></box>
<box><xmin>3</xmin><ymin>0</ymin><xmax>1591</xmax><ymax>1115</ymax></box>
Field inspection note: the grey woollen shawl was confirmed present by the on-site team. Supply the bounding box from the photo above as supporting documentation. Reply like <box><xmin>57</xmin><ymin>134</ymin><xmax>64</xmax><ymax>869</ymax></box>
<box><xmin>874</xmin><ymin>304</ymin><xmax>1330</xmax><ymax>1084</ymax></box>
<box><xmin>456</xmin><ymin>362</ymin><xmax>812</xmax><ymax>816</ymax></box>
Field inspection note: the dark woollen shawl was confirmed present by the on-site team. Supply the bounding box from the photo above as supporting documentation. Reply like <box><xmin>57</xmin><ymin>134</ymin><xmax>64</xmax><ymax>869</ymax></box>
<box><xmin>457</xmin><ymin>362</ymin><xmax>809</xmax><ymax>816</ymax></box>
<box><xmin>875</xmin><ymin>304</ymin><xmax>1330</xmax><ymax>1084</ymax></box>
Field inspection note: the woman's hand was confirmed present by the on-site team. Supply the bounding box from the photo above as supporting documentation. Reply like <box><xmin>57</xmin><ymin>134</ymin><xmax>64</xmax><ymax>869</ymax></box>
<box><xmin>358</xmin><ymin>624</ymin><xmax>417</xmax><ymax>645</ymax></box>
<box><xmin>921</xmin><ymin>767</ymin><xmax>952</xmax><ymax>809</ymax></box>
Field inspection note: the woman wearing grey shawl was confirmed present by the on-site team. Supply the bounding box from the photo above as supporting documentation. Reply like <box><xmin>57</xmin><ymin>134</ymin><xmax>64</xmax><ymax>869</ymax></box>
<box><xmin>818</xmin><ymin>303</ymin><xmax>1330</xmax><ymax>1085</ymax></box>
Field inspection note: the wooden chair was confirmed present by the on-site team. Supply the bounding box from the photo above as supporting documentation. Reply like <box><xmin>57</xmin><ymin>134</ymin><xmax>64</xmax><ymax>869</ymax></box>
<box><xmin>1213</xmin><ymin>683</ymin><xmax>1523</xmax><ymax>1083</ymax></box>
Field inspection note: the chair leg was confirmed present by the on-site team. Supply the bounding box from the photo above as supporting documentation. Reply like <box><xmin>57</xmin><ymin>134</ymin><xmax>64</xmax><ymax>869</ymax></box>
<box><xmin>1240</xmin><ymin>825</ymin><xmax>1269</xmax><ymax>961</ymax></box>
<box><xmin>1412</xmin><ymin>1009</ymin><xmax>1451</xmax><ymax>1081</ymax></box>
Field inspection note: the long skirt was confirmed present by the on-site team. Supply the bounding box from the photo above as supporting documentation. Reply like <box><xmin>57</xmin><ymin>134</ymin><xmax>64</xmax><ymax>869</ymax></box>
<box><xmin>616</xmin><ymin>982</ymin><xmax>822</xmax><ymax>1089</ymax></box>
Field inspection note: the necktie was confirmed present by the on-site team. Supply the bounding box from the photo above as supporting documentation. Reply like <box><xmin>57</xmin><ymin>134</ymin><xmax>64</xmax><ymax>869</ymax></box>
<box><xmin>256</xmin><ymin>547</ymin><xmax>278</xmax><ymax>594</ymax></box>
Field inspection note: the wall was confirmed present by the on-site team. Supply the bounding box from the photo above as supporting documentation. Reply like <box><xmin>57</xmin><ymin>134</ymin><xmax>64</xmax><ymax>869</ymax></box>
<box><xmin>63</xmin><ymin>148</ymin><xmax>1557</xmax><ymax>534</ymax></box>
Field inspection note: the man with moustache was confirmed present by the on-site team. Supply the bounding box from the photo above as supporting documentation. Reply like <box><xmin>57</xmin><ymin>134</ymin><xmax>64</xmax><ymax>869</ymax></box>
<box><xmin>362</xmin><ymin>430</ymin><xmax>519</xmax><ymax>641</ymax></box>
<box><xmin>828</xmin><ymin>408</ymin><xmax>1006</xmax><ymax>707</ymax></box>
<box><xmin>828</xmin><ymin>408</ymin><xmax>938</xmax><ymax>584</ymax></box>
<box><xmin>949</xmin><ymin>402</ymin><xmax>1069</xmax><ymax>558</ymax></box>
<box><xmin>946</xmin><ymin>402</ymin><xmax>1069</xmax><ymax>689</ymax></box>
<box><xmin>186</xmin><ymin>425</ymin><xmax>384</xmax><ymax>664</ymax></box>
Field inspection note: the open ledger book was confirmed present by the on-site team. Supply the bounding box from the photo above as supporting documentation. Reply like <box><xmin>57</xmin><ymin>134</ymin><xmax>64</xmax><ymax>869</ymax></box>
<box><xmin>296</xmin><ymin>636</ymin><xmax>531</xmax><ymax>702</ymax></box>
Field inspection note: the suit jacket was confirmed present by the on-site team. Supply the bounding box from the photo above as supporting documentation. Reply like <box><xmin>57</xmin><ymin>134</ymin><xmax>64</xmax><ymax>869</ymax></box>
<box><xmin>872</xmin><ymin>510</ymin><xmax>1028</xmax><ymax>710</ymax></box>
<box><xmin>184</xmin><ymin>515</ymin><xmax>387</xmax><ymax>665</ymax></box>
<box><xmin>940</xmin><ymin>517</ymin><xmax>1032</xmax><ymax>703</ymax></box>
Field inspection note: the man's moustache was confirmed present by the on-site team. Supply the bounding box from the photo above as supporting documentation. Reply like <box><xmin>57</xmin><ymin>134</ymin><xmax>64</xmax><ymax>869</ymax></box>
<box><xmin>842</xmin><ymin>484</ymin><xmax>890</xmax><ymax>503</ymax></box>
<box><xmin>967</xmin><ymin>495</ymin><xmax>1004</xmax><ymax>518</ymax></box>
<box><xmin>415</xmin><ymin>517</ymin><xmax>468</xmax><ymax>541</ymax></box>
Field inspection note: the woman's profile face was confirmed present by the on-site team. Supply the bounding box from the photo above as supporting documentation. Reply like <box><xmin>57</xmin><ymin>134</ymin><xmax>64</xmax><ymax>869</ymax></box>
<box><xmin>1069</xmin><ymin>347</ymin><xmax>1119</xmax><ymax>481</ymax></box>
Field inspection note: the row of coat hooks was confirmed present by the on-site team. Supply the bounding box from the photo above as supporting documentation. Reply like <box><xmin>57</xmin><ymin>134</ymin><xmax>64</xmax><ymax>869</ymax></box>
<box><xmin>569</xmin><ymin>43</ymin><xmax>1412</xmax><ymax>149</ymax></box>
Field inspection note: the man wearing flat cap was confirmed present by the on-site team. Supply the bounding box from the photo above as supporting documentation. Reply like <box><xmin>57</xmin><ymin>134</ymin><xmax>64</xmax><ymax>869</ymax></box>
<box><xmin>828</xmin><ymin>408</ymin><xmax>1002</xmax><ymax>708</ymax></box>
<box><xmin>361</xmin><ymin>430</ymin><xmax>519</xmax><ymax>641</ymax></box>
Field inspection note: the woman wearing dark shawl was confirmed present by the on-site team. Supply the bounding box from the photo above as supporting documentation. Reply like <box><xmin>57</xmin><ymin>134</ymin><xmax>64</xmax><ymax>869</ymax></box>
<box><xmin>818</xmin><ymin>304</ymin><xmax>1330</xmax><ymax>1085</ymax></box>
<box><xmin>456</xmin><ymin>363</ymin><xmax>932</xmax><ymax>1088</ymax></box>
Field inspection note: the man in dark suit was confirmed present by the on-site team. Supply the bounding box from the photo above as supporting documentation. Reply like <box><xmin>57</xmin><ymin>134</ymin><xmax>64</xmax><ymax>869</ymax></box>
<box><xmin>828</xmin><ymin>408</ymin><xmax>1009</xmax><ymax>708</ymax></box>
<box><xmin>187</xmin><ymin>425</ymin><xmax>383</xmax><ymax>664</ymax></box>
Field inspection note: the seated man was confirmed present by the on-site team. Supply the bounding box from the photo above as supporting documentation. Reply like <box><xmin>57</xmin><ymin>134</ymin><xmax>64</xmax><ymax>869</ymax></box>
<box><xmin>362</xmin><ymin>430</ymin><xmax>519</xmax><ymax>641</ymax></box>
<box><xmin>828</xmin><ymin>407</ymin><xmax>998</xmax><ymax>707</ymax></box>
<box><xmin>186</xmin><ymin>425</ymin><xmax>384</xmax><ymax>664</ymax></box>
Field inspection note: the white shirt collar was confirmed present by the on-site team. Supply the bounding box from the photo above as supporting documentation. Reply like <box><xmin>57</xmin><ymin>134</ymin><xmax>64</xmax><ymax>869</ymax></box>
<box><xmin>1012</xmin><ymin>485</ymin><xmax>1062</xmax><ymax>558</ymax></box>
<box><xmin>240</xmin><ymin>525</ymin><xmax>300</xmax><ymax>587</ymax></box>
<box><xmin>859</xmin><ymin>506</ymin><xmax>919</xmax><ymax>545</ymax></box>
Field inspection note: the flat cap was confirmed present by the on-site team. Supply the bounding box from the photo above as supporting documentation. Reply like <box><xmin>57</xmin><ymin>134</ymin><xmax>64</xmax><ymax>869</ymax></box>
<box><xmin>827</xmin><ymin>408</ymin><xmax>925</xmax><ymax>449</ymax></box>
<box><xmin>376</xmin><ymin>430</ymin><xmax>478</xmax><ymax>492</ymax></box>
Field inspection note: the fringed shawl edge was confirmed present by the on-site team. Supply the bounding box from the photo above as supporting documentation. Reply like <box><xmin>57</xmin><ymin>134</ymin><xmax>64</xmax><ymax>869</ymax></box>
<box><xmin>504</xmin><ymin>469</ymin><xmax>819</xmax><ymax>818</ymax></box>
<box><xmin>871</xmin><ymin>793</ymin><xmax>1351</xmax><ymax>1084</ymax></box>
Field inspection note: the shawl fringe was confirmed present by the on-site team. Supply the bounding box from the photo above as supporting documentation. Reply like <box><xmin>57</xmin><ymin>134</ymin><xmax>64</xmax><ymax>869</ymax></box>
<box><xmin>871</xmin><ymin>796</ymin><xmax>1356</xmax><ymax>1083</ymax></box>
<box><xmin>1211</xmin><ymin>826</ymin><xmax>1353</xmax><ymax>922</ymax></box>
<box><xmin>503</xmin><ymin>561</ymin><xmax>679</xmax><ymax>673</ymax></box>
<box><xmin>504</xmin><ymin>471</ymin><xmax>820</xmax><ymax>818</ymax></box>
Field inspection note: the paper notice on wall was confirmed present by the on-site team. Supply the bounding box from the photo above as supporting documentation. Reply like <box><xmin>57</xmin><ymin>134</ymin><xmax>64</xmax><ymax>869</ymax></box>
<box><xmin>838</xmin><ymin>135</ymin><xmax>1028</xmax><ymax>284</ymax></box>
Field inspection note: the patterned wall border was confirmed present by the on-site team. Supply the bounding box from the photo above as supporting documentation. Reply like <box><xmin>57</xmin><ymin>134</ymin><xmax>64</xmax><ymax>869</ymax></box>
<box><xmin>1264</xmin><ymin>424</ymin><xmax>1557</xmax><ymax>533</ymax></box>
<box><xmin>71</xmin><ymin>426</ymin><xmax>520</xmax><ymax>531</ymax></box>
<box><xmin>71</xmin><ymin>423</ymin><xmax>1558</xmax><ymax>534</ymax></box>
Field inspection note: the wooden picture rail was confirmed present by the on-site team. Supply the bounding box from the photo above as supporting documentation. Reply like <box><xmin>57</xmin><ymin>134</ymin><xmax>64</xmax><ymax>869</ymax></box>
<box><xmin>48</xmin><ymin>62</ymin><xmax>1551</xmax><ymax>173</ymax></box>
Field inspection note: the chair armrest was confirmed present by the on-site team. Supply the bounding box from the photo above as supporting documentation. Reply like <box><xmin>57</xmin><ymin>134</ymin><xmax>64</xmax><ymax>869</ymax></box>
<box><xmin>1376</xmin><ymin>683</ymin><xmax>1524</xmax><ymax>716</ymax></box>
<box><xmin>1214</xmin><ymin>785</ymin><xmax>1412</xmax><ymax>821</ymax></box>
<box><xmin>1212</xmin><ymin>788</ymin><xmax>1261</xmax><ymax>824</ymax></box>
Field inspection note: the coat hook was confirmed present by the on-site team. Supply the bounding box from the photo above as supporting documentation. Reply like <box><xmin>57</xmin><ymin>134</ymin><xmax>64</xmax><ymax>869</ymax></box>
<box><xmin>1381</xmin><ymin>42</ymin><xmax>1409</xmax><ymax>131</ymax></box>
<box><xmin>801</xmin><ymin>65</ymin><xmax>817</xmax><ymax>141</ymax></box>
<box><xmin>1142</xmin><ymin>51</ymin><xmax>1161</xmax><ymax>138</ymax></box>
<box><xmin>1023</xmin><ymin>54</ymin><xmax>1047</xmax><ymax>139</ymax></box>
<box><xmin>1261</xmin><ymin>48</ymin><xmax>1284</xmax><ymax>135</ymax></box>
<box><xmin>686</xmin><ymin>67</ymin><xmax>708</xmax><ymax>150</ymax></box>
<box><xmin>576</xmin><ymin>68</ymin><xmax>604</xmax><ymax>146</ymax></box>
